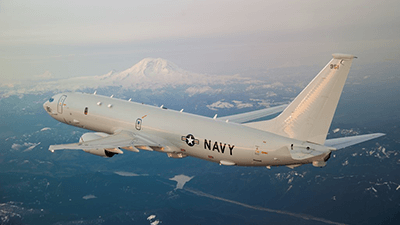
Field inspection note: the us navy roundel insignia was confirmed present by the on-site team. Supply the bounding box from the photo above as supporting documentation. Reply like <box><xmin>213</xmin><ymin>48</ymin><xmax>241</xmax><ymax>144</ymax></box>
<box><xmin>181</xmin><ymin>134</ymin><xmax>199</xmax><ymax>147</ymax></box>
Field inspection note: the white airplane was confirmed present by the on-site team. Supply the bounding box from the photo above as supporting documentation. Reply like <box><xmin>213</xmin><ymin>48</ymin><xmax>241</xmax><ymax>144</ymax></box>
<box><xmin>43</xmin><ymin>54</ymin><xmax>384</xmax><ymax>168</ymax></box>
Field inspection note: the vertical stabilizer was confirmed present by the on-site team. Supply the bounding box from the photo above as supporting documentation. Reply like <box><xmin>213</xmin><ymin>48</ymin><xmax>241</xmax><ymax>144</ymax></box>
<box><xmin>246</xmin><ymin>54</ymin><xmax>356</xmax><ymax>144</ymax></box>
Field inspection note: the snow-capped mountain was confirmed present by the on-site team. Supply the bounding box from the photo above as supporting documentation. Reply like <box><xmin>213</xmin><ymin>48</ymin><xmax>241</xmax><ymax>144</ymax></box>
<box><xmin>109</xmin><ymin>58</ymin><xmax>188</xmax><ymax>82</ymax></box>
<box><xmin>2</xmin><ymin>58</ymin><xmax>246</xmax><ymax>96</ymax></box>
<box><xmin>98</xmin><ymin>58</ymin><xmax>213</xmax><ymax>89</ymax></box>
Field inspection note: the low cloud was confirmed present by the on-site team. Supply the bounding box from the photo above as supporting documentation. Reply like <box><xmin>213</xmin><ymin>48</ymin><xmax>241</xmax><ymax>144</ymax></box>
<box><xmin>114</xmin><ymin>171</ymin><xmax>148</xmax><ymax>177</ymax></box>
<box><xmin>11</xmin><ymin>142</ymin><xmax>40</xmax><ymax>152</ymax></box>
<box><xmin>40</xmin><ymin>127</ymin><xmax>51</xmax><ymax>132</ymax></box>
<box><xmin>170</xmin><ymin>174</ymin><xmax>194</xmax><ymax>190</ymax></box>
<box><xmin>82</xmin><ymin>195</ymin><xmax>97</xmax><ymax>200</ymax></box>
<box><xmin>232</xmin><ymin>100</ymin><xmax>253</xmax><ymax>109</ymax></box>
<box><xmin>207</xmin><ymin>100</ymin><xmax>234</xmax><ymax>111</ymax></box>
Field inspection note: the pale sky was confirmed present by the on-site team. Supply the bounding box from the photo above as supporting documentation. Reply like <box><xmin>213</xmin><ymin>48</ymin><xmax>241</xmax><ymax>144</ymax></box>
<box><xmin>1</xmin><ymin>0</ymin><xmax>399</xmax><ymax>80</ymax></box>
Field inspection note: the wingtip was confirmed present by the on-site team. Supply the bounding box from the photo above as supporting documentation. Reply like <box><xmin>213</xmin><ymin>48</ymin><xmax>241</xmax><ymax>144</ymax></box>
<box><xmin>48</xmin><ymin>145</ymin><xmax>56</xmax><ymax>152</ymax></box>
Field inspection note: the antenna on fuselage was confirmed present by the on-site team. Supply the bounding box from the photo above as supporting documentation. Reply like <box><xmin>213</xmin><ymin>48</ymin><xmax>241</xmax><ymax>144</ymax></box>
<box><xmin>213</xmin><ymin>114</ymin><xmax>218</xmax><ymax>119</ymax></box>
<box><xmin>93</xmin><ymin>90</ymin><xmax>97</xmax><ymax>95</ymax></box>
<box><xmin>180</xmin><ymin>109</ymin><xmax>184</xmax><ymax>112</ymax></box>
<box><xmin>128</xmin><ymin>98</ymin><xmax>132</xmax><ymax>102</ymax></box>
<box><xmin>110</xmin><ymin>95</ymin><xmax>114</xmax><ymax>98</ymax></box>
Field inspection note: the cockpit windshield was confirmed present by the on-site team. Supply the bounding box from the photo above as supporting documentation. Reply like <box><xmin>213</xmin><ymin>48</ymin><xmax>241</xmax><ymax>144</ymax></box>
<box><xmin>49</xmin><ymin>97</ymin><xmax>54</xmax><ymax>102</ymax></box>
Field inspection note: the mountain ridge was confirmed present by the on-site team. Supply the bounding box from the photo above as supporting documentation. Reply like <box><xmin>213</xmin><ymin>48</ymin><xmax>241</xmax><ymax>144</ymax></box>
<box><xmin>1</xmin><ymin>58</ymin><xmax>247</xmax><ymax>96</ymax></box>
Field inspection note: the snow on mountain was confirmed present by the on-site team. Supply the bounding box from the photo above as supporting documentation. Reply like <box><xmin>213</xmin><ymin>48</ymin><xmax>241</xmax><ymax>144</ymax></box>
<box><xmin>101</xmin><ymin>58</ymin><xmax>211</xmax><ymax>89</ymax></box>
<box><xmin>3</xmin><ymin>58</ymin><xmax>247</xmax><ymax>96</ymax></box>
<box><xmin>185</xmin><ymin>86</ymin><xmax>222</xmax><ymax>96</ymax></box>
<box><xmin>206</xmin><ymin>99</ymin><xmax>254</xmax><ymax>110</ymax></box>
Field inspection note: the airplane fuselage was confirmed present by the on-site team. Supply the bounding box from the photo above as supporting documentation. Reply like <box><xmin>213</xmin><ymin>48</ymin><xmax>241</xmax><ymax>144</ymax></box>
<box><xmin>44</xmin><ymin>92</ymin><xmax>330</xmax><ymax>167</ymax></box>
<box><xmin>43</xmin><ymin>54</ymin><xmax>386</xmax><ymax>168</ymax></box>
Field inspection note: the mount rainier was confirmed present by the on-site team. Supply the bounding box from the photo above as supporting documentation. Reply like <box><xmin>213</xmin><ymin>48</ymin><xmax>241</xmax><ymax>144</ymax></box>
<box><xmin>2</xmin><ymin>58</ymin><xmax>247</xmax><ymax>96</ymax></box>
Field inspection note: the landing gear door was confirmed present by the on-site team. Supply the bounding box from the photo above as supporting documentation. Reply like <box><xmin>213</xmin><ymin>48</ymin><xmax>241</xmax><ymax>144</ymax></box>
<box><xmin>57</xmin><ymin>95</ymin><xmax>67</xmax><ymax>114</ymax></box>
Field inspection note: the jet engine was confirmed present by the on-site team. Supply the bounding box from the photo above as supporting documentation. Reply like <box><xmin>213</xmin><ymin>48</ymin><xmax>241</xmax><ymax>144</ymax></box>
<box><xmin>83</xmin><ymin>148</ymin><xmax>116</xmax><ymax>158</ymax></box>
<box><xmin>79</xmin><ymin>132</ymin><xmax>123</xmax><ymax>158</ymax></box>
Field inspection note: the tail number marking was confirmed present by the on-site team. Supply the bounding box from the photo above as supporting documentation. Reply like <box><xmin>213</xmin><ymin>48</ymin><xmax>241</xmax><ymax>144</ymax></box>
<box><xmin>330</xmin><ymin>64</ymin><xmax>340</xmax><ymax>70</ymax></box>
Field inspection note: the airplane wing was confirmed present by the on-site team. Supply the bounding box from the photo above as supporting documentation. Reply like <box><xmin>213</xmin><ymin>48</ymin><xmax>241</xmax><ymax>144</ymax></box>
<box><xmin>324</xmin><ymin>133</ymin><xmax>385</xmax><ymax>150</ymax></box>
<box><xmin>49</xmin><ymin>130</ymin><xmax>160</xmax><ymax>153</ymax></box>
<box><xmin>218</xmin><ymin>104</ymin><xmax>288</xmax><ymax>124</ymax></box>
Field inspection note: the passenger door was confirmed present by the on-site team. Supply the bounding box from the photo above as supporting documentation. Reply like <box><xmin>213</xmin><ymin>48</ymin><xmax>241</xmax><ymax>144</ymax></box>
<box><xmin>57</xmin><ymin>95</ymin><xmax>67</xmax><ymax>114</ymax></box>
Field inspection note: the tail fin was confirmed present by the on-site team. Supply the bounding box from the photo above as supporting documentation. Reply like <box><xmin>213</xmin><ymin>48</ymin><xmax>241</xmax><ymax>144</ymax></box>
<box><xmin>246</xmin><ymin>54</ymin><xmax>356</xmax><ymax>145</ymax></box>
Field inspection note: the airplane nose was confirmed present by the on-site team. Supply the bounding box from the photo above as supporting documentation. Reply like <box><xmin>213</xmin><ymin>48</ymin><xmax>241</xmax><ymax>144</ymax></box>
<box><xmin>43</xmin><ymin>101</ymin><xmax>52</xmax><ymax>114</ymax></box>
<box><xmin>43</xmin><ymin>102</ymin><xmax>48</xmax><ymax>112</ymax></box>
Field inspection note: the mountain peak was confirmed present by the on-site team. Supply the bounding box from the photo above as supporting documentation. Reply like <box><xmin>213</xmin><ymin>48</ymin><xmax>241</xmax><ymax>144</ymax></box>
<box><xmin>131</xmin><ymin>58</ymin><xmax>181</xmax><ymax>74</ymax></box>
<box><xmin>107</xmin><ymin>58</ymin><xmax>187</xmax><ymax>85</ymax></box>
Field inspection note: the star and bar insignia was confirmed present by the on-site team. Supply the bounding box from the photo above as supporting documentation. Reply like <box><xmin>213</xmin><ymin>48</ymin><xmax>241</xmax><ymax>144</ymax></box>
<box><xmin>181</xmin><ymin>134</ymin><xmax>199</xmax><ymax>147</ymax></box>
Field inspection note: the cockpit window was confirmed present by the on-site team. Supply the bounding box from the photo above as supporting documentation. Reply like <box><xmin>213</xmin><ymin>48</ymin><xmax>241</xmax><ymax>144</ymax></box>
<box><xmin>84</xmin><ymin>107</ymin><xmax>88</xmax><ymax>115</ymax></box>
<box><xmin>49</xmin><ymin>98</ymin><xmax>54</xmax><ymax>102</ymax></box>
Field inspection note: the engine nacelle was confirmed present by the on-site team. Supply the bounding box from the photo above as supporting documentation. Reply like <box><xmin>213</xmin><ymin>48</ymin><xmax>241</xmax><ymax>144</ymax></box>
<box><xmin>79</xmin><ymin>132</ymin><xmax>120</xmax><ymax>158</ymax></box>
<box><xmin>83</xmin><ymin>148</ymin><xmax>116</xmax><ymax>158</ymax></box>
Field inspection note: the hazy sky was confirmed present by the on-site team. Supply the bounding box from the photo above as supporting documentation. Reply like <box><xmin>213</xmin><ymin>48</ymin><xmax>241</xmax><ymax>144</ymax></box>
<box><xmin>1</xmin><ymin>0</ymin><xmax>399</xmax><ymax>80</ymax></box>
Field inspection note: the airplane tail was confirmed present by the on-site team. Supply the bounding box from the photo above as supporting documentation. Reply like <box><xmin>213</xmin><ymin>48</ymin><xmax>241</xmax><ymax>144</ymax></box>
<box><xmin>246</xmin><ymin>54</ymin><xmax>357</xmax><ymax>145</ymax></box>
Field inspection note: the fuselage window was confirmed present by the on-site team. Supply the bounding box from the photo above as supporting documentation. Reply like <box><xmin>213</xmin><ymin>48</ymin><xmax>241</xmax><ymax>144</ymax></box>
<box><xmin>84</xmin><ymin>107</ymin><xmax>88</xmax><ymax>115</ymax></box>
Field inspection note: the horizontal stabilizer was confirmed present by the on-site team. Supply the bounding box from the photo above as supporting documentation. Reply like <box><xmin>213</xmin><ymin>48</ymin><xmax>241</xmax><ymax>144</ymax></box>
<box><xmin>218</xmin><ymin>104</ymin><xmax>287</xmax><ymax>124</ymax></box>
<box><xmin>325</xmin><ymin>133</ymin><xmax>385</xmax><ymax>150</ymax></box>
